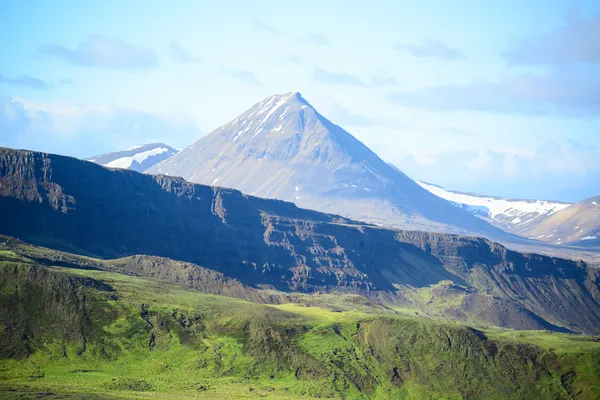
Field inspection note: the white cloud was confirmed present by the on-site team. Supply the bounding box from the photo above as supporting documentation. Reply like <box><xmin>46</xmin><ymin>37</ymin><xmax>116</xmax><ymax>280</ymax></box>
<box><xmin>0</xmin><ymin>97</ymin><xmax>200</xmax><ymax>157</ymax></box>
<box><xmin>167</xmin><ymin>42</ymin><xmax>201</xmax><ymax>64</ymax></box>
<box><xmin>394</xmin><ymin>39</ymin><xmax>465</xmax><ymax>60</ymax></box>
<box><xmin>40</xmin><ymin>35</ymin><xmax>158</xmax><ymax>69</ymax></box>
<box><xmin>503</xmin><ymin>12</ymin><xmax>600</xmax><ymax>65</ymax></box>
<box><xmin>387</xmin><ymin>66</ymin><xmax>600</xmax><ymax>116</ymax></box>
<box><xmin>219</xmin><ymin>66</ymin><xmax>261</xmax><ymax>85</ymax></box>
<box><xmin>392</xmin><ymin>142</ymin><xmax>600</xmax><ymax>201</ymax></box>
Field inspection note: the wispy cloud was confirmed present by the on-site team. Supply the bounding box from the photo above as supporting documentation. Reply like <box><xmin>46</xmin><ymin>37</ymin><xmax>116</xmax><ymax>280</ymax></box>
<box><xmin>252</xmin><ymin>19</ymin><xmax>281</xmax><ymax>36</ymax></box>
<box><xmin>465</xmin><ymin>142</ymin><xmax>600</xmax><ymax>181</ymax></box>
<box><xmin>330</xmin><ymin>103</ymin><xmax>404</xmax><ymax>128</ymax></box>
<box><xmin>0</xmin><ymin>96</ymin><xmax>200</xmax><ymax>157</ymax></box>
<box><xmin>0</xmin><ymin>73</ymin><xmax>49</xmax><ymax>90</ymax></box>
<box><xmin>392</xmin><ymin>141</ymin><xmax>600</xmax><ymax>201</ymax></box>
<box><xmin>313</xmin><ymin>69</ymin><xmax>398</xmax><ymax>87</ymax></box>
<box><xmin>312</xmin><ymin>68</ymin><xmax>366</xmax><ymax>87</ymax></box>
<box><xmin>370</xmin><ymin>74</ymin><xmax>398</xmax><ymax>86</ymax></box>
<box><xmin>219</xmin><ymin>66</ymin><xmax>261</xmax><ymax>85</ymax></box>
<box><xmin>40</xmin><ymin>35</ymin><xmax>158</xmax><ymax>69</ymax></box>
<box><xmin>386</xmin><ymin>67</ymin><xmax>600</xmax><ymax>116</ymax></box>
<box><xmin>0</xmin><ymin>98</ymin><xmax>30</xmax><ymax>136</ymax></box>
<box><xmin>280</xmin><ymin>54</ymin><xmax>305</xmax><ymax>66</ymax></box>
<box><xmin>308</xmin><ymin>34</ymin><xmax>330</xmax><ymax>46</ymax></box>
<box><xmin>388</xmin><ymin>15</ymin><xmax>600</xmax><ymax>116</ymax></box>
<box><xmin>441</xmin><ymin>127</ymin><xmax>471</xmax><ymax>137</ymax></box>
<box><xmin>252</xmin><ymin>18</ymin><xmax>328</xmax><ymax>49</ymax></box>
<box><xmin>167</xmin><ymin>42</ymin><xmax>201</xmax><ymax>64</ymax></box>
<box><xmin>394</xmin><ymin>39</ymin><xmax>466</xmax><ymax>59</ymax></box>
<box><xmin>503</xmin><ymin>13</ymin><xmax>600</xmax><ymax>65</ymax></box>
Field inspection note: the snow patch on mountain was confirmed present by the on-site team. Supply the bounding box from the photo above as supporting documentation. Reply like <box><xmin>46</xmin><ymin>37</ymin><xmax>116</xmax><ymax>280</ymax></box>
<box><xmin>86</xmin><ymin>143</ymin><xmax>179</xmax><ymax>172</ymax></box>
<box><xmin>417</xmin><ymin>181</ymin><xmax>572</xmax><ymax>233</ymax></box>
<box><xmin>105</xmin><ymin>147</ymin><xmax>170</xmax><ymax>169</ymax></box>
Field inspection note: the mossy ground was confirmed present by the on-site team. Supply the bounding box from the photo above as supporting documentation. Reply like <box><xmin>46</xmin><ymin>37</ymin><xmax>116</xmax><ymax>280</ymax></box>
<box><xmin>0</xmin><ymin>256</ymin><xmax>599</xmax><ymax>399</ymax></box>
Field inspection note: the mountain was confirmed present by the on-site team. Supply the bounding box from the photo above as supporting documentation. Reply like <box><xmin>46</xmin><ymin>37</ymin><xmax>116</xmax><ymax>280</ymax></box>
<box><xmin>147</xmin><ymin>92</ymin><xmax>506</xmax><ymax>239</ymax></box>
<box><xmin>416</xmin><ymin>181</ymin><xmax>600</xmax><ymax>247</ymax></box>
<box><xmin>416</xmin><ymin>181</ymin><xmax>572</xmax><ymax>235</ymax></box>
<box><xmin>1</xmin><ymin>147</ymin><xmax>600</xmax><ymax>335</ymax></box>
<box><xmin>517</xmin><ymin>196</ymin><xmax>600</xmax><ymax>246</ymax></box>
<box><xmin>3</xmin><ymin>241</ymin><xmax>599</xmax><ymax>399</ymax></box>
<box><xmin>86</xmin><ymin>142</ymin><xmax>178</xmax><ymax>172</ymax></box>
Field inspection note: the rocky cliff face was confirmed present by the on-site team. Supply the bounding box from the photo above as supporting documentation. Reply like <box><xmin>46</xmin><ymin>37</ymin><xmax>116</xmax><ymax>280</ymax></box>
<box><xmin>393</xmin><ymin>230</ymin><xmax>600</xmax><ymax>332</ymax></box>
<box><xmin>1</xmin><ymin>147</ymin><xmax>600</xmax><ymax>334</ymax></box>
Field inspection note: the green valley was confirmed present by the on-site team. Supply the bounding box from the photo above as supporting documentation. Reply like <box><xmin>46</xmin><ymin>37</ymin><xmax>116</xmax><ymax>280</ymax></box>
<box><xmin>1</xmin><ymin>239</ymin><xmax>599</xmax><ymax>399</ymax></box>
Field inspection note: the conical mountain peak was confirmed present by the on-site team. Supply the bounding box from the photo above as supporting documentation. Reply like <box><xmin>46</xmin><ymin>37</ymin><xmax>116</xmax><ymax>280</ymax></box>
<box><xmin>214</xmin><ymin>91</ymin><xmax>371</xmax><ymax>161</ymax></box>
<box><xmin>203</xmin><ymin>91</ymin><xmax>332</xmax><ymax>150</ymax></box>
<box><xmin>148</xmin><ymin>93</ymin><xmax>507</xmax><ymax>239</ymax></box>
<box><xmin>243</xmin><ymin>91</ymin><xmax>312</xmax><ymax>119</ymax></box>
<box><xmin>245</xmin><ymin>91</ymin><xmax>310</xmax><ymax>116</ymax></box>
<box><xmin>269</xmin><ymin>91</ymin><xmax>305</xmax><ymax>102</ymax></box>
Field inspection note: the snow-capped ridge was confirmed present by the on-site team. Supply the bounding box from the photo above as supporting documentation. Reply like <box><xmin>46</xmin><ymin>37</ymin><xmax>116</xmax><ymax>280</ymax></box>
<box><xmin>416</xmin><ymin>180</ymin><xmax>572</xmax><ymax>233</ymax></box>
<box><xmin>86</xmin><ymin>143</ymin><xmax>179</xmax><ymax>172</ymax></box>
<box><xmin>106</xmin><ymin>147</ymin><xmax>170</xmax><ymax>169</ymax></box>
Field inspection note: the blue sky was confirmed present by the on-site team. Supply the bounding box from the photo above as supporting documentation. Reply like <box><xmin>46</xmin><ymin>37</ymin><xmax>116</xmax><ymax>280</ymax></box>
<box><xmin>1</xmin><ymin>0</ymin><xmax>599</xmax><ymax>202</ymax></box>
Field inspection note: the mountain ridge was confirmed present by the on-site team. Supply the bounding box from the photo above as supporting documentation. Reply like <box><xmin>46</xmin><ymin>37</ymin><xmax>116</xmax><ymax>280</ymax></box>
<box><xmin>86</xmin><ymin>142</ymin><xmax>178</xmax><ymax>172</ymax></box>
<box><xmin>1</xmin><ymin>146</ymin><xmax>600</xmax><ymax>334</ymax></box>
<box><xmin>518</xmin><ymin>196</ymin><xmax>600</xmax><ymax>246</ymax></box>
<box><xmin>418</xmin><ymin>180</ymin><xmax>573</xmax><ymax>204</ymax></box>
<box><xmin>416</xmin><ymin>180</ymin><xmax>572</xmax><ymax>235</ymax></box>
<box><xmin>416</xmin><ymin>180</ymin><xmax>600</xmax><ymax>247</ymax></box>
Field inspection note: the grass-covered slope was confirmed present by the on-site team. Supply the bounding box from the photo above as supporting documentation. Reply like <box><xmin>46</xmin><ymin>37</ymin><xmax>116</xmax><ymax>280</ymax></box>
<box><xmin>1</xmin><ymin>249</ymin><xmax>599</xmax><ymax>399</ymax></box>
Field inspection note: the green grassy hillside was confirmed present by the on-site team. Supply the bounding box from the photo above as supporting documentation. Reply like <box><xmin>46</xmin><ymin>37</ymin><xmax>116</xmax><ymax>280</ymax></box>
<box><xmin>1</xmin><ymin>250</ymin><xmax>599</xmax><ymax>399</ymax></box>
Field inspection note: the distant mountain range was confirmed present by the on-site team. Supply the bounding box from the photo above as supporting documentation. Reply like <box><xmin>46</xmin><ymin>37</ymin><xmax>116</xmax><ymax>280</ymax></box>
<box><xmin>86</xmin><ymin>143</ymin><xmax>178</xmax><ymax>172</ymax></box>
<box><xmin>417</xmin><ymin>181</ymin><xmax>600</xmax><ymax>246</ymax></box>
<box><xmin>147</xmin><ymin>92</ymin><xmax>506</xmax><ymax>239</ymax></box>
<box><xmin>520</xmin><ymin>196</ymin><xmax>600</xmax><ymax>246</ymax></box>
<box><xmin>416</xmin><ymin>181</ymin><xmax>571</xmax><ymax>233</ymax></box>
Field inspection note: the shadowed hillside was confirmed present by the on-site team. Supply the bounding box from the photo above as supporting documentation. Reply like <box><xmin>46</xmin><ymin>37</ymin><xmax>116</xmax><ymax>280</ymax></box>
<box><xmin>1</xmin><ymin>147</ymin><xmax>600</xmax><ymax>335</ymax></box>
